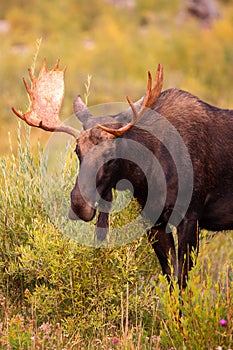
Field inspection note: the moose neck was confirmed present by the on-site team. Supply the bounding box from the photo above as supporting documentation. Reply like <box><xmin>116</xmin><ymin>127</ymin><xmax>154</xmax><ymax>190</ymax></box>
<box><xmin>114</xmin><ymin>128</ymin><xmax>158</xmax><ymax>209</ymax></box>
<box><xmin>112</xmin><ymin>124</ymin><xmax>173</xmax><ymax>225</ymax></box>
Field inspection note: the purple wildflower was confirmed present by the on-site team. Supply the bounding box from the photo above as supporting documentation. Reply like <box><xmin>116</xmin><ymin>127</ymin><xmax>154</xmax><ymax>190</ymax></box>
<box><xmin>112</xmin><ymin>337</ymin><xmax>120</xmax><ymax>345</ymax></box>
<box><xmin>219</xmin><ymin>319</ymin><xmax>227</xmax><ymax>327</ymax></box>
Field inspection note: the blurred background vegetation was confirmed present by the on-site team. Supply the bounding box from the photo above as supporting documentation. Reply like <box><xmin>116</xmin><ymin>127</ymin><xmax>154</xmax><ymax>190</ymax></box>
<box><xmin>1</xmin><ymin>0</ymin><xmax>233</xmax><ymax>153</ymax></box>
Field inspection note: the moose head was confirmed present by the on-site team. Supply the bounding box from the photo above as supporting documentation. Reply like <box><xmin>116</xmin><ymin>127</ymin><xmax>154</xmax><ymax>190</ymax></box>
<box><xmin>12</xmin><ymin>59</ymin><xmax>164</xmax><ymax>242</ymax></box>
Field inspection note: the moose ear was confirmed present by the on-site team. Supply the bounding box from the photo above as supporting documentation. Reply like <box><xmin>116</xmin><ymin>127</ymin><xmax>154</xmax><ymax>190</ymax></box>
<box><xmin>73</xmin><ymin>94</ymin><xmax>93</xmax><ymax>129</ymax></box>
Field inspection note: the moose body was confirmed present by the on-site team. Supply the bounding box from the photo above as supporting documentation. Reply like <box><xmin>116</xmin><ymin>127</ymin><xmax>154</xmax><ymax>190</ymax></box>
<box><xmin>70</xmin><ymin>87</ymin><xmax>233</xmax><ymax>288</ymax></box>
<box><xmin>13</xmin><ymin>60</ymin><xmax>233</xmax><ymax>289</ymax></box>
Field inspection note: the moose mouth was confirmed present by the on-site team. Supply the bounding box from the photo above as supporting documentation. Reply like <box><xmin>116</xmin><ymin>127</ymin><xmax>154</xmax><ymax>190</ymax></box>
<box><xmin>68</xmin><ymin>205</ymin><xmax>96</xmax><ymax>221</ymax></box>
<box><xmin>68</xmin><ymin>207</ymin><xmax>81</xmax><ymax>220</ymax></box>
<box><xmin>68</xmin><ymin>184</ymin><xmax>113</xmax><ymax>223</ymax></box>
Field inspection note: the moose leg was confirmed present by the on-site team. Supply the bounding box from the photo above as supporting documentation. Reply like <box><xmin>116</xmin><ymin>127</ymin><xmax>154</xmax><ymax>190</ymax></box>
<box><xmin>96</xmin><ymin>190</ymin><xmax>113</xmax><ymax>242</ymax></box>
<box><xmin>177</xmin><ymin>216</ymin><xmax>199</xmax><ymax>290</ymax></box>
<box><xmin>148</xmin><ymin>225</ymin><xmax>177</xmax><ymax>282</ymax></box>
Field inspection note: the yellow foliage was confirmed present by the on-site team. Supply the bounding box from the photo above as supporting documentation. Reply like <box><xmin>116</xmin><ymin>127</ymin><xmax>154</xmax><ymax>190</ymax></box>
<box><xmin>2</xmin><ymin>0</ymin><xmax>233</xmax><ymax>152</ymax></box>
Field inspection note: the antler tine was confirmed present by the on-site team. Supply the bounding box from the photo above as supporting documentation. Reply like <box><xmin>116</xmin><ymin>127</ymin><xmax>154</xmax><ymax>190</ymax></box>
<box><xmin>12</xmin><ymin>107</ymin><xmax>26</xmax><ymax>122</ymax></box>
<box><xmin>143</xmin><ymin>71</ymin><xmax>152</xmax><ymax>108</ymax></box>
<box><xmin>154</xmin><ymin>63</ymin><xmax>163</xmax><ymax>98</ymax></box>
<box><xmin>98</xmin><ymin>64</ymin><xmax>163</xmax><ymax>137</ymax></box>
<box><xmin>53</xmin><ymin>58</ymin><xmax>60</xmax><ymax>70</ymax></box>
<box><xmin>126</xmin><ymin>95</ymin><xmax>138</xmax><ymax>124</ymax></box>
<box><xmin>142</xmin><ymin>64</ymin><xmax>163</xmax><ymax>110</ymax></box>
<box><xmin>12</xmin><ymin>59</ymin><xmax>80</xmax><ymax>139</ymax></box>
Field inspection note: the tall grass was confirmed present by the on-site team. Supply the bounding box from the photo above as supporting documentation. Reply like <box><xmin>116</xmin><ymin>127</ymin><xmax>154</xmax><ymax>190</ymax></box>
<box><xmin>0</xmin><ymin>126</ymin><xmax>232</xmax><ymax>349</ymax></box>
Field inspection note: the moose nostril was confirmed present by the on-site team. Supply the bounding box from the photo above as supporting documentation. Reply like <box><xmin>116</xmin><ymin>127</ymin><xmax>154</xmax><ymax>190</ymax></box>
<box><xmin>68</xmin><ymin>207</ymin><xmax>80</xmax><ymax>220</ymax></box>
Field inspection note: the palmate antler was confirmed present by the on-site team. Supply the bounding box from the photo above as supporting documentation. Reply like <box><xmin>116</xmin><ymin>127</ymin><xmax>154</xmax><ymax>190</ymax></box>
<box><xmin>98</xmin><ymin>64</ymin><xmax>163</xmax><ymax>137</ymax></box>
<box><xmin>13</xmin><ymin>59</ymin><xmax>163</xmax><ymax>139</ymax></box>
<box><xmin>12</xmin><ymin>59</ymin><xmax>80</xmax><ymax>139</ymax></box>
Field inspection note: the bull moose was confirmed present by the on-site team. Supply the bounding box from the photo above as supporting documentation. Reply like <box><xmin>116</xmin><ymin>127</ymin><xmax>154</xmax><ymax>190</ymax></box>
<box><xmin>13</xmin><ymin>59</ymin><xmax>233</xmax><ymax>289</ymax></box>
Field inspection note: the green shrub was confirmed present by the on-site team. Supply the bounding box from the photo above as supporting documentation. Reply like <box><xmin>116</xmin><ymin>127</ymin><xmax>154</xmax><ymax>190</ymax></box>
<box><xmin>156</xmin><ymin>257</ymin><xmax>233</xmax><ymax>349</ymax></box>
<box><xmin>0</xmin><ymin>126</ymin><xmax>160</xmax><ymax>348</ymax></box>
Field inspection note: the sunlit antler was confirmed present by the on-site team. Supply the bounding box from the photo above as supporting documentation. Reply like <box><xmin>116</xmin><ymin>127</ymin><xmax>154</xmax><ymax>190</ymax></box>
<box><xmin>98</xmin><ymin>64</ymin><xmax>163</xmax><ymax>137</ymax></box>
<box><xmin>12</xmin><ymin>58</ymin><xmax>80</xmax><ymax>139</ymax></box>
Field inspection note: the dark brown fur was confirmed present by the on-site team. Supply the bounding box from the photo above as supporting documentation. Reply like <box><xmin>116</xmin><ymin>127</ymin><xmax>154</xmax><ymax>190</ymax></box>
<box><xmin>71</xmin><ymin>88</ymin><xmax>233</xmax><ymax>289</ymax></box>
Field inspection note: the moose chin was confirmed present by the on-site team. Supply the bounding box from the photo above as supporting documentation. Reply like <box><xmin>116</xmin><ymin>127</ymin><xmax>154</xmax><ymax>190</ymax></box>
<box><xmin>13</xmin><ymin>59</ymin><xmax>233</xmax><ymax>290</ymax></box>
